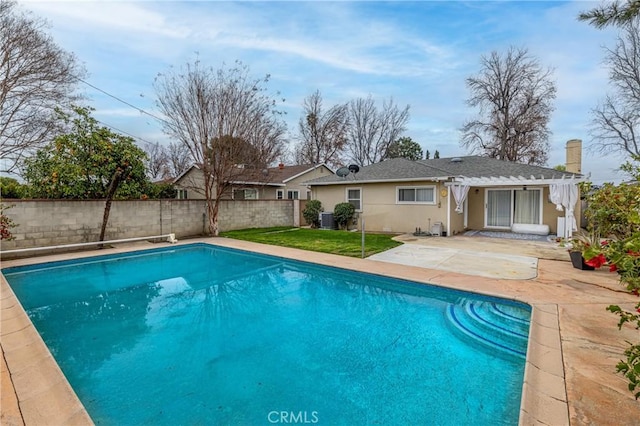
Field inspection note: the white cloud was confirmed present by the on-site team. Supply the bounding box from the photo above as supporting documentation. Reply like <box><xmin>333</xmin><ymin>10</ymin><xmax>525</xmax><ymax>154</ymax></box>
<box><xmin>17</xmin><ymin>0</ymin><xmax>631</xmax><ymax>184</ymax></box>
<box><xmin>24</xmin><ymin>1</ymin><xmax>190</xmax><ymax>39</ymax></box>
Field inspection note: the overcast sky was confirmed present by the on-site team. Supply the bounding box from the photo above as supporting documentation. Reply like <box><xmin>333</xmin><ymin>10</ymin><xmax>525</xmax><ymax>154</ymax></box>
<box><xmin>21</xmin><ymin>0</ymin><xmax>628</xmax><ymax>183</ymax></box>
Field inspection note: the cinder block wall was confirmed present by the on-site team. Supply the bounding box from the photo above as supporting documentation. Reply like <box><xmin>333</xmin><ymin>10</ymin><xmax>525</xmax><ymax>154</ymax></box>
<box><xmin>0</xmin><ymin>199</ymin><xmax>294</xmax><ymax>252</ymax></box>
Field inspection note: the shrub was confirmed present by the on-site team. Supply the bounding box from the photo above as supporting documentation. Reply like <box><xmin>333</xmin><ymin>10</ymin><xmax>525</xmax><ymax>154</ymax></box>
<box><xmin>302</xmin><ymin>200</ymin><xmax>323</xmax><ymax>228</ymax></box>
<box><xmin>333</xmin><ymin>202</ymin><xmax>355</xmax><ymax>230</ymax></box>
<box><xmin>0</xmin><ymin>177</ymin><xmax>26</xmax><ymax>199</ymax></box>
<box><xmin>0</xmin><ymin>204</ymin><xmax>17</xmax><ymax>241</ymax></box>
<box><xmin>581</xmin><ymin>155</ymin><xmax>640</xmax><ymax>399</ymax></box>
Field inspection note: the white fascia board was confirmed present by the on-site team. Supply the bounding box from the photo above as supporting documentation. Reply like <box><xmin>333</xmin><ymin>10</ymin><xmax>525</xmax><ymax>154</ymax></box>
<box><xmin>307</xmin><ymin>176</ymin><xmax>452</xmax><ymax>186</ymax></box>
<box><xmin>230</xmin><ymin>180</ymin><xmax>285</xmax><ymax>186</ymax></box>
<box><xmin>444</xmin><ymin>174</ymin><xmax>586</xmax><ymax>186</ymax></box>
<box><xmin>282</xmin><ymin>164</ymin><xmax>332</xmax><ymax>183</ymax></box>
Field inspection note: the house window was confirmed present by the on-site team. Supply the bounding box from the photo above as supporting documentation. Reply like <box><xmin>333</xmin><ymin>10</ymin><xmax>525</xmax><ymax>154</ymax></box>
<box><xmin>396</xmin><ymin>186</ymin><xmax>435</xmax><ymax>204</ymax></box>
<box><xmin>346</xmin><ymin>188</ymin><xmax>361</xmax><ymax>211</ymax></box>
<box><xmin>233</xmin><ymin>188</ymin><xmax>258</xmax><ymax>200</ymax></box>
<box><xmin>287</xmin><ymin>190</ymin><xmax>299</xmax><ymax>200</ymax></box>
<box><xmin>306</xmin><ymin>190</ymin><xmax>312</xmax><ymax>200</ymax></box>
<box><xmin>276</xmin><ymin>190</ymin><xmax>284</xmax><ymax>200</ymax></box>
<box><xmin>176</xmin><ymin>189</ymin><xmax>188</xmax><ymax>199</ymax></box>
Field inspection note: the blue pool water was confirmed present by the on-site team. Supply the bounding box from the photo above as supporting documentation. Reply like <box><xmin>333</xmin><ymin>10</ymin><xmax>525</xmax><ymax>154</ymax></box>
<box><xmin>4</xmin><ymin>243</ymin><xmax>530</xmax><ymax>425</ymax></box>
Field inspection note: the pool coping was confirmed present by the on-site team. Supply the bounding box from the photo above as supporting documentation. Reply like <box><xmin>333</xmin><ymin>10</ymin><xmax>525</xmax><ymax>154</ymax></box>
<box><xmin>2</xmin><ymin>237</ymin><xmax>638</xmax><ymax>425</ymax></box>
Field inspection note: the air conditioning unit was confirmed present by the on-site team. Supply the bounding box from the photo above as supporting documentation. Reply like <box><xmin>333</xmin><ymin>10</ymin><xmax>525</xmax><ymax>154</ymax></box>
<box><xmin>431</xmin><ymin>222</ymin><xmax>443</xmax><ymax>236</ymax></box>
<box><xmin>319</xmin><ymin>212</ymin><xmax>337</xmax><ymax>230</ymax></box>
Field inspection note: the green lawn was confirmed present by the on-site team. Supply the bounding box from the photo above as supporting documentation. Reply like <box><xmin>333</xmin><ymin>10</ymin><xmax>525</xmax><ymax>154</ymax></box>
<box><xmin>219</xmin><ymin>227</ymin><xmax>403</xmax><ymax>258</ymax></box>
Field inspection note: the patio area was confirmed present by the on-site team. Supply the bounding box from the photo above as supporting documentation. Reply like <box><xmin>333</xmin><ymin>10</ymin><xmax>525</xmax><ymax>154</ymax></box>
<box><xmin>2</xmin><ymin>236</ymin><xmax>639</xmax><ymax>425</ymax></box>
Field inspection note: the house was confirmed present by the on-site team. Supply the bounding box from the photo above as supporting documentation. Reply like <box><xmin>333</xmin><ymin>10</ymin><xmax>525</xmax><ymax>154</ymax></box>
<box><xmin>173</xmin><ymin>163</ymin><xmax>334</xmax><ymax>200</ymax></box>
<box><xmin>305</xmin><ymin>140</ymin><xmax>585</xmax><ymax>237</ymax></box>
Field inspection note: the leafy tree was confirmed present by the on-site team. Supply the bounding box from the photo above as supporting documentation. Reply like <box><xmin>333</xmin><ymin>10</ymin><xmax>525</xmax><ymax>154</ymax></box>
<box><xmin>155</xmin><ymin>60</ymin><xmax>287</xmax><ymax>236</ymax></box>
<box><xmin>434</xmin><ymin>150</ymin><xmax>440</xmax><ymax>159</ymax></box>
<box><xmin>0</xmin><ymin>0</ymin><xmax>85</xmax><ymax>174</ymax></box>
<box><xmin>461</xmin><ymin>46</ymin><xmax>556</xmax><ymax>165</ymax></box>
<box><xmin>425</xmin><ymin>150</ymin><xmax>430</xmax><ymax>159</ymax></box>
<box><xmin>553</xmin><ymin>164</ymin><xmax>567</xmax><ymax>171</ymax></box>
<box><xmin>347</xmin><ymin>95</ymin><xmax>410</xmax><ymax>166</ymax></box>
<box><xmin>294</xmin><ymin>90</ymin><xmax>349</xmax><ymax>168</ymax></box>
<box><xmin>385</xmin><ymin>137</ymin><xmax>423</xmax><ymax>161</ymax></box>
<box><xmin>302</xmin><ymin>199</ymin><xmax>323</xmax><ymax>228</ymax></box>
<box><xmin>587</xmin><ymin>17</ymin><xmax>640</xmax><ymax>158</ymax></box>
<box><xmin>333</xmin><ymin>202</ymin><xmax>355</xmax><ymax>230</ymax></box>
<box><xmin>0</xmin><ymin>176</ymin><xmax>25</xmax><ymax>198</ymax></box>
<box><xmin>579</xmin><ymin>0</ymin><xmax>640</xmax><ymax>28</ymax></box>
<box><xmin>22</xmin><ymin>106</ymin><xmax>149</xmax><ymax>241</ymax></box>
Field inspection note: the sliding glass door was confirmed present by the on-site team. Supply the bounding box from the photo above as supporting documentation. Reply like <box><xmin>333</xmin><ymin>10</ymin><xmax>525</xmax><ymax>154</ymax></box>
<box><xmin>486</xmin><ymin>189</ymin><xmax>512</xmax><ymax>228</ymax></box>
<box><xmin>485</xmin><ymin>188</ymin><xmax>542</xmax><ymax>228</ymax></box>
<box><xmin>514</xmin><ymin>189</ymin><xmax>541</xmax><ymax>224</ymax></box>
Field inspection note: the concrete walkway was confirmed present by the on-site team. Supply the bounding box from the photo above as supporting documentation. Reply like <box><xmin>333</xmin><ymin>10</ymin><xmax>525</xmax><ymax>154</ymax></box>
<box><xmin>369</xmin><ymin>244</ymin><xmax>539</xmax><ymax>279</ymax></box>
<box><xmin>369</xmin><ymin>233</ymin><xmax>569</xmax><ymax>280</ymax></box>
<box><xmin>2</xmin><ymin>236</ymin><xmax>639</xmax><ymax>425</ymax></box>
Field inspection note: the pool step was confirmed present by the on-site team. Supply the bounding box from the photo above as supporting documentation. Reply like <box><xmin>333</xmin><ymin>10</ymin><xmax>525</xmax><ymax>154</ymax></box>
<box><xmin>445</xmin><ymin>299</ymin><xmax>530</xmax><ymax>359</ymax></box>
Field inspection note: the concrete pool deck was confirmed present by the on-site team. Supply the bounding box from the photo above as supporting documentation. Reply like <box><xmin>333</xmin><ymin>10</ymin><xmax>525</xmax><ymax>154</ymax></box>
<box><xmin>2</xmin><ymin>236</ymin><xmax>639</xmax><ymax>425</ymax></box>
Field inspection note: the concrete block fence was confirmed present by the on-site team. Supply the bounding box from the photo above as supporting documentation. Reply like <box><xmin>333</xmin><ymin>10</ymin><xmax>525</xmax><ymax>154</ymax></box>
<box><xmin>0</xmin><ymin>199</ymin><xmax>294</xmax><ymax>255</ymax></box>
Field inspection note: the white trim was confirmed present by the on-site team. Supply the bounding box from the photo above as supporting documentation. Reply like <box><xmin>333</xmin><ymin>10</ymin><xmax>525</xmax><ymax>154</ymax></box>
<box><xmin>446</xmin><ymin>174</ymin><xmax>584</xmax><ymax>187</ymax></box>
<box><xmin>446</xmin><ymin>186</ymin><xmax>451</xmax><ymax>237</ymax></box>
<box><xmin>464</xmin><ymin>197</ymin><xmax>468</xmax><ymax>228</ymax></box>
<box><xmin>231</xmin><ymin>180</ymin><xmax>284</xmax><ymax>187</ymax></box>
<box><xmin>282</xmin><ymin>164</ymin><xmax>333</xmax><ymax>183</ymax></box>
<box><xmin>308</xmin><ymin>176</ymin><xmax>451</xmax><ymax>186</ymax></box>
<box><xmin>172</xmin><ymin>164</ymin><xmax>199</xmax><ymax>184</ymax></box>
<box><xmin>346</xmin><ymin>187</ymin><xmax>362</xmax><ymax>212</ymax></box>
<box><xmin>396</xmin><ymin>185</ymin><xmax>436</xmax><ymax>205</ymax></box>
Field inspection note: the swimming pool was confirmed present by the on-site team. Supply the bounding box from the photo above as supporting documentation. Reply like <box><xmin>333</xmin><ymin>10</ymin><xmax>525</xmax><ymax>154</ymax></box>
<box><xmin>3</xmin><ymin>243</ymin><xmax>530</xmax><ymax>425</ymax></box>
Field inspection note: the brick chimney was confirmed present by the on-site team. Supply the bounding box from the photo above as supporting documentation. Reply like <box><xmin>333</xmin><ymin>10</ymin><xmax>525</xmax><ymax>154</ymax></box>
<box><xmin>565</xmin><ymin>139</ymin><xmax>582</xmax><ymax>174</ymax></box>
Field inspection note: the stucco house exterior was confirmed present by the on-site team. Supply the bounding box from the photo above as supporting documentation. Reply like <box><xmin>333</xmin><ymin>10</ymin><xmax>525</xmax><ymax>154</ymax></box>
<box><xmin>305</xmin><ymin>140</ymin><xmax>585</xmax><ymax>237</ymax></box>
<box><xmin>173</xmin><ymin>163</ymin><xmax>333</xmax><ymax>200</ymax></box>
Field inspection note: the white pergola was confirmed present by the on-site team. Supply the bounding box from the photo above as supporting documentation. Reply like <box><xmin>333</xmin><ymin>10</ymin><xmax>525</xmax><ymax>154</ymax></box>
<box><xmin>444</xmin><ymin>174</ymin><xmax>586</xmax><ymax>240</ymax></box>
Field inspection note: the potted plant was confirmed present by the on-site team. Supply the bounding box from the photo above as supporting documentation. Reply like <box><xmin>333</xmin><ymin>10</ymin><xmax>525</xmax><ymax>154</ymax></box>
<box><xmin>568</xmin><ymin>231</ymin><xmax>599</xmax><ymax>270</ymax></box>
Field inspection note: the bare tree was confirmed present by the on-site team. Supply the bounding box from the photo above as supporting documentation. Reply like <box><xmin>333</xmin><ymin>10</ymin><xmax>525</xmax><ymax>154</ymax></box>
<box><xmin>0</xmin><ymin>0</ymin><xmax>85</xmax><ymax>174</ymax></box>
<box><xmin>143</xmin><ymin>141</ymin><xmax>192</xmax><ymax>180</ymax></box>
<box><xmin>143</xmin><ymin>142</ymin><xmax>169</xmax><ymax>180</ymax></box>
<box><xmin>579</xmin><ymin>0</ymin><xmax>640</xmax><ymax>29</ymax></box>
<box><xmin>155</xmin><ymin>60</ymin><xmax>287</xmax><ymax>236</ymax></box>
<box><xmin>588</xmin><ymin>18</ymin><xmax>640</xmax><ymax>157</ymax></box>
<box><xmin>293</xmin><ymin>90</ymin><xmax>349</xmax><ymax>167</ymax></box>
<box><xmin>461</xmin><ymin>46</ymin><xmax>556</xmax><ymax>166</ymax></box>
<box><xmin>166</xmin><ymin>141</ymin><xmax>192</xmax><ymax>177</ymax></box>
<box><xmin>347</xmin><ymin>95</ymin><xmax>410</xmax><ymax>166</ymax></box>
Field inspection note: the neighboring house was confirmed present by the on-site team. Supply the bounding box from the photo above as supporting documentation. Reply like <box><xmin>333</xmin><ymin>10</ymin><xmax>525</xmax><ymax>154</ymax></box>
<box><xmin>305</xmin><ymin>140</ymin><xmax>585</xmax><ymax>237</ymax></box>
<box><xmin>173</xmin><ymin>163</ymin><xmax>333</xmax><ymax>200</ymax></box>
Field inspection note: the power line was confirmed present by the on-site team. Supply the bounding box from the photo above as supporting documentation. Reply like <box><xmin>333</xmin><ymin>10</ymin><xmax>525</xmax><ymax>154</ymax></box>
<box><xmin>77</xmin><ymin>77</ymin><xmax>169</xmax><ymax>125</ymax></box>
<box><xmin>94</xmin><ymin>118</ymin><xmax>159</xmax><ymax>147</ymax></box>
